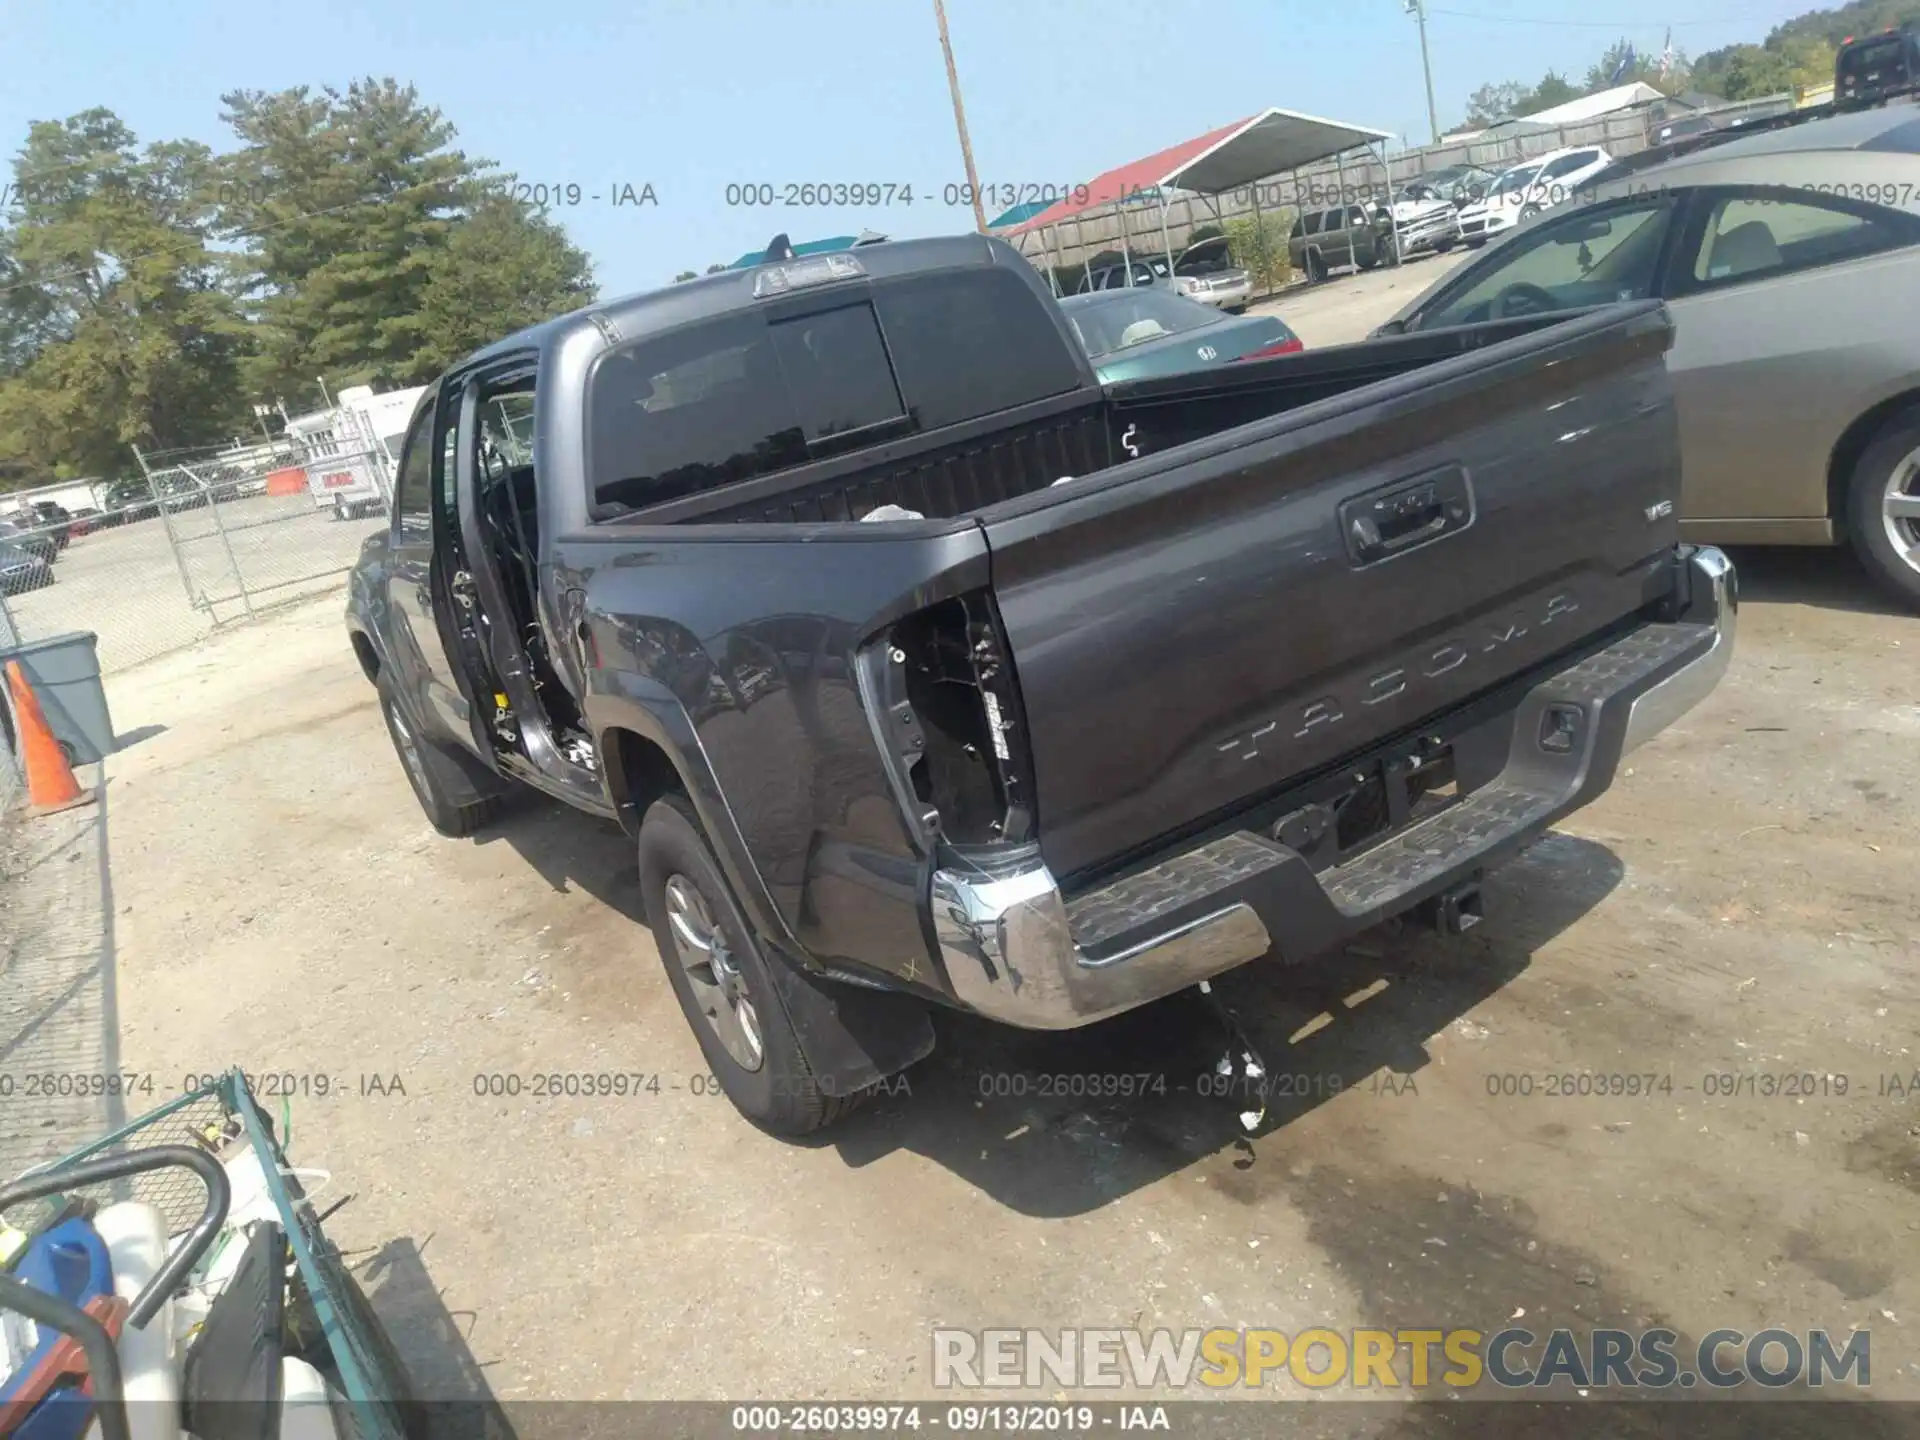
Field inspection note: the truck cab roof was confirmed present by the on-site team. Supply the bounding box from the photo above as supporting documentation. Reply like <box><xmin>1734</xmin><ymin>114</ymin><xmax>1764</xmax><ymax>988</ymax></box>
<box><xmin>457</xmin><ymin>233</ymin><xmax>1039</xmax><ymax>374</ymax></box>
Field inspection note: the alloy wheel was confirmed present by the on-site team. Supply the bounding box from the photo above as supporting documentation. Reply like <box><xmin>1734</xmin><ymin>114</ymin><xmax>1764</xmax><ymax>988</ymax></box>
<box><xmin>1882</xmin><ymin>444</ymin><xmax>1920</xmax><ymax>576</ymax></box>
<box><xmin>663</xmin><ymin>873</ymin><xmax>765</xmax><ymax>1071</ymax></box>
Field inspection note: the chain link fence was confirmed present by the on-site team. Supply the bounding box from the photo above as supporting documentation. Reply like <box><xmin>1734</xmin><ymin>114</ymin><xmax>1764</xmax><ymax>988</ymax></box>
<box><xmin>0</xmin><ymin>591</ymin><xmax>22</xmax><ymax>808</ymax></box>
<box><xmin>0</xmin><ymin>401</ymin><xmax>398</xmax><ymax>685</ymax></box>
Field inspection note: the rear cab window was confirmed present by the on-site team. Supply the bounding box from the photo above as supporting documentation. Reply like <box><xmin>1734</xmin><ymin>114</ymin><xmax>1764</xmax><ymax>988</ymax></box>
<box><xmin>586</xmin><ymin>267</ymin><xmax>1084</xmax><ymax>514</ymax></box>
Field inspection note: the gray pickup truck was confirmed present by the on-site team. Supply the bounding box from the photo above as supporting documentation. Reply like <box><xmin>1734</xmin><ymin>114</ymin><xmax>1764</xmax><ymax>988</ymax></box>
<box><xmin>346</xmin><ymin>234</ymin><xmax>1734</xmax><ymax>1135</ymax></box>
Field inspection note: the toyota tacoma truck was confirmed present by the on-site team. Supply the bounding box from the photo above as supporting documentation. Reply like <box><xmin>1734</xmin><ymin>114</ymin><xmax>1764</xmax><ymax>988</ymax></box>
<box><xmin>345</xmin><ymin>233</ymin><xmax>1735</xmax><ymax>1135</ymax></box>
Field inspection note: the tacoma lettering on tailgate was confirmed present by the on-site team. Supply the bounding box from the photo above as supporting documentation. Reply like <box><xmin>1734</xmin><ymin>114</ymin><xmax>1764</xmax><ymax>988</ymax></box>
<box><xmin>1216</xmin><ymin>591</ymin><xmax>1580</xmax><ymax>765</ymax></box>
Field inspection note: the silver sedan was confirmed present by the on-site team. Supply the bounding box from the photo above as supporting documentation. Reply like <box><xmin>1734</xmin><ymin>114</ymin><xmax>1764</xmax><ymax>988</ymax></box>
<box><xmin>1375</xmin><ymin>105</ymin><xmax>1920</xmax><ymax>609</ymax></box>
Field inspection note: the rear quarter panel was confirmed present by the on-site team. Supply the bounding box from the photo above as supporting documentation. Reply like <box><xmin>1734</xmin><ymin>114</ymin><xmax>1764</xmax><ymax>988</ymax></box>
<box><xmin>562</xmin><ymin>525</ymin><xmax>988</xmax><ymax>988</ymax></box>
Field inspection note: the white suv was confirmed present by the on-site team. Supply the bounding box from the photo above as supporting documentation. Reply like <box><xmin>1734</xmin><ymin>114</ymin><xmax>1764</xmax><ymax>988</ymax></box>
<box><xmin>1455</xmin><ymin>146</ymin><xmax>1614</xmax><ymax>247</ymax></box>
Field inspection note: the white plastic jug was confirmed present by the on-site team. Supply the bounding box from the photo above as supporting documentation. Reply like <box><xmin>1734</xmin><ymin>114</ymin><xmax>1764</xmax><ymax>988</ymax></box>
<box><xmin>89</xmin><ymin>1202</ymin><xmax>183</xmax><ymax>1440</ymax></box>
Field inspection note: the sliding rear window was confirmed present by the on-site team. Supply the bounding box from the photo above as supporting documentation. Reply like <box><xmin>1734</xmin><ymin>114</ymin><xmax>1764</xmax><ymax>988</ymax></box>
<box><xmin>587</xmin><ymin>267</ymin><xmax>1081</xmax><ymax>512</ymax></box>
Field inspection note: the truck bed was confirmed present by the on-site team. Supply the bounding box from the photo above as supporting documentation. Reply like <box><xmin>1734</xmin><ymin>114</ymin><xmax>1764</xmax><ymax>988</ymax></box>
<box><xmin>618</xmin><ymin>311</ymin><xmax>1586</xmax><ymax>526</ymax></box>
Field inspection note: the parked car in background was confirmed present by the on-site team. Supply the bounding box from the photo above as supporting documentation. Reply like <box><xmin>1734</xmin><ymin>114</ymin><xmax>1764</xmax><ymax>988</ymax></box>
<box><xmin>1656</xmin><ymin>113</ymin><xmax>1719</xmax><ymax>144</ymax></box>
<box><xmin>1834</xmin><ymin>24</ymin><xmax>1920</xmax><ymax>111</ymax></box>
<box><xmin>1072</xmin><ymin>256</ymin><xmax>1174</xmax><ymax>294</ymax></box>
<box><xmin>1171</xmin><ymin>236</ymin><xmax>1255</xmax><ymax>311</ymax></box>
<box><xmin>5</xmin><ymin>502</ymin><xmax>70</xmax><ymax>552</ymax></box>
<box><xmin>0</xmin><ymin>518</ymin><xmax>58</xmax><ymax>566</ymax></box>
<box><xmin>1397</xmin><ymin>164</ymin><xmax>1498</xmax><ymax>209</ymax></box>
<box><xmin>1455</xmin><ymin>160</ymin><xmax>1545</xmax><ymax>246</ymax></box>
<box><xmin>1058</xmin><ymin>288</ymin><xmax>1300</xmax><ymax>381</ymax></box>
<box><xmin>68</xmin><ymin>507</ymin><xmax>100</xmax><ymax>536</ymax></box>
<box><xmin>1373</xmin><ymin>106</ymin><xmax>1920</xmax><ymax>608</ymax></box>
<box><xmin>104</xmin><ymin>478</ymin><xmax>158</xmax><ymax>522</ymax></box>
<box><xmin>1515</xmin><ymin>146</ymin><xmax>1615</xmax><ymax>218</ymax></box>
<box><xmin>0</xmin><ymin>539</ymin><xmax>54</xmax><ymax>596</ymax></box>
<box><xmin>1290</xmin><ymin>203</ymin><xmax>1432</xmax><ymax>280</ymax></box>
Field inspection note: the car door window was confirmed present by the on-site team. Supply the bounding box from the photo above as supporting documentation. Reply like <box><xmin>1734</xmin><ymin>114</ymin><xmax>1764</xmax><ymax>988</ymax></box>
<box><xmin>392</xmin><ymin>398</ymin><xmax>437</xmax><ymax>542</ymax></box>
<box><xmin>1300</xmin><ymin>212</ymin><xmax>1322</xmax><ymax>237</ymax></box>
<box><xmin>1320</xmin><ymin>208</ymin><xmax>1344</xmax><ymax>235</ymax></box>
<box><xmin>1415</xmin><ymin>198</ymin><xmax>1676</xmax><ymax>329</ymax></box>
<box><xmin>1682</xmin><ymin>191</ymin><xmax>1920</xmax><ymax>291</ymax></box>
<box><xmin>1541</xmin><ymin>151</ymin><xmax>1593</xmax><ymax>180</ymax></box>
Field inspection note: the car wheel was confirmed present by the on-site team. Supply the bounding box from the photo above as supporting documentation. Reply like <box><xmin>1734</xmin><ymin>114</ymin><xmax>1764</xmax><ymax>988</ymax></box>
<box><xmin>1847</xmin><ymin>411</ymin><xmax>1920</xmax><ymax>609</ymax></box>
<box><xmin>637</xmin><ymin>796</ymin><xmax>872</xmax><ymax>1137</ymax></box>
<box><xmin>1435</xmin><ymin>236</ymin><xmax>1455</xmax><ymax>252</ymax></box>
<box><xmin>1519</xmin><ymin>202</ymin><xmax>1542</xmax><ymax>221</ymax></box>
<box><xmin>1305</xmin><ymin>251</ymin><xmax>1326</xmax><ymax>283</ymax></box>
<box><xmin>378</xmin><ymin>684</ymin><xmax>504</xmax><ymax>837</ymax></box>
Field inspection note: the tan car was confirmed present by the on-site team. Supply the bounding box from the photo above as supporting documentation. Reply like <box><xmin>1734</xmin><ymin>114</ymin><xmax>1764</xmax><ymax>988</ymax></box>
<box><xmin>1378</xmin><ymin>105</ymin><xmax>1920</xmax><ymax>608</ymax></box>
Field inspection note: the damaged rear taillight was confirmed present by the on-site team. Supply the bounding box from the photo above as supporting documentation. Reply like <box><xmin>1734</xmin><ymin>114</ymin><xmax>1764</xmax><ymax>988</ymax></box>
<box><xmin>856</xmin><ymin>590</ymin><xmax>1036</xmax><ymax>849</ymax></box>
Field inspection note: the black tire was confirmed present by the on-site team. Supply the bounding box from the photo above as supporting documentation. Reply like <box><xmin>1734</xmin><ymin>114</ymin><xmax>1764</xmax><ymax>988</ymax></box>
<box><xmin>1436</xmin><ymin>236</ymin><xmax>1456</xmax><ymax>252</ymax></box>
<box><xmin>637</xmin><ymin>795</ymin><xmax>868</xmax><ymax>1136</ymax></box>
<box><xmin>1466</xmin><ymin>237</ymin><xmax>1486</xmax><ymax>249</ymax></box>
<box><xmin>1846</xmin><ymin>408</ymin><xmax>1920</xmax><ymax>610</ymax></box>
<box><xmin>1305</xmin><ymin>250</ymin><xmax>1326</xmax><ymax>284</ymax></box>
<box><xmin>377</xmin><ymin>685</ymin><xmax>502</xmax><ymax>837</ymax></box>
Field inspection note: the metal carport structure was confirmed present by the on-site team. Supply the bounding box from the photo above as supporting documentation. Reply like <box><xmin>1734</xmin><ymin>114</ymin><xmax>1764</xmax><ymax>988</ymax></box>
<box><xmin>1005</xmin><ymin>107</ymin><xmax>1396</xmax><ymax>294</ymax></box>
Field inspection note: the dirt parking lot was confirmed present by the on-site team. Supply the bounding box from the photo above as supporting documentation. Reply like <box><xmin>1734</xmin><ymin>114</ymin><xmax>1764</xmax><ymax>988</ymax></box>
<box><xmin>3</xmin><ymin>261</ymin><xmax>1916</xmax><ymax>1432</ymax></box>
<box><xmin>6</xmin><ymin>494</ymin><xmax>382</xmax><ymax>671</ymax></box>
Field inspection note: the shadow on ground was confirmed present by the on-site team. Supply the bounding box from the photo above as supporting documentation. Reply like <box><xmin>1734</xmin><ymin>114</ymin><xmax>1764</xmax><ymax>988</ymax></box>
<box><xmin>467</xmin><ymin>787</ymin><xmax>1629</xmax><ymax>1219</ymax></box>
<box><xmin>1723</xmin><ymin>544</ymin><xmax>1908</xmax><ymax>617</ymax></box>
<box><xmin>359</xmin><ymin>1234</ymin><xmax>520</xmax><ymax>1437</ymax></box>
<box><xmin>825</xmin><ymin>831</ymin><xmax>1625</xmax><ymax>1216</ymax></box>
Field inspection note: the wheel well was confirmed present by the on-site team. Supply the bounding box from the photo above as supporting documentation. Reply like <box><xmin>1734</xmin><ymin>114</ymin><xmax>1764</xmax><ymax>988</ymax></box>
<box><xmin>600</xmin><ymin>727</ymin><xmax>686</xmax><ymax>837</ymax></box>
<box><xmin>349</xmin><ymin>630</ymin><xmax>379</xmax><ymax>684</ymax></box>
<box><xmin>1827</xmin><ymin>389</ymin><xmax>1920</xmax><ymax>538</ymax></box>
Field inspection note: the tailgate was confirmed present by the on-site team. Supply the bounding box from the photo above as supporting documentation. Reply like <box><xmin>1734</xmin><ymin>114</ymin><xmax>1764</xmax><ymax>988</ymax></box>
<box><xmin>979</xmin><ymin>302</ymin><xmax>1681</xmax><ymax>884</ymax></box>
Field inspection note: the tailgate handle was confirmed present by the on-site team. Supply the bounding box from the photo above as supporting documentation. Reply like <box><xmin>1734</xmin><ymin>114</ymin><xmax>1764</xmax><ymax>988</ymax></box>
<box><xmin>1342</xmin><ymin>467</ymin><xmax>1474</xmax><ymax>566</ymax></box>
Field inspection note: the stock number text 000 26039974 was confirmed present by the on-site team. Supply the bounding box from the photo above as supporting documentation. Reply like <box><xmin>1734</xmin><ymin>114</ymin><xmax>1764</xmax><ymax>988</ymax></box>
<box><xmin>719</xmin><ymin>182</ymin><xmax>1094</xmax><ymax>210</ymax></box>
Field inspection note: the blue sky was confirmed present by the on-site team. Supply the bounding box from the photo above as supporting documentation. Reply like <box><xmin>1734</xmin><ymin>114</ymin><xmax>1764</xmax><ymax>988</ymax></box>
<box><xmin>6</xmin><ymin>0</ymin><xmax>1811</xmax><ymax>297</ymax></box>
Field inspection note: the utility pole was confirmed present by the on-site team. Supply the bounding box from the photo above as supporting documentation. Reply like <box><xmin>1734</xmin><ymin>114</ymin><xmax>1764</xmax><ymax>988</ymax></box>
<box><xmin>1405</xmin><ymin>0</ymin><xmax>1441</xmax><ymax>145</ymax></box>
<box><xmin>933</xmin><ymin>0</ymin><xmax>989</xmax><ymax>233</ymax></box>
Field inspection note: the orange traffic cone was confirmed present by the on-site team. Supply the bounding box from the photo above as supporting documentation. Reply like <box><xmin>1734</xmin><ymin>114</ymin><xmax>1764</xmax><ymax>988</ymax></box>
<box><xmin>5</xmin><ymin>659</ymin><xmax>95</xmax><ymax>817</ymax></box>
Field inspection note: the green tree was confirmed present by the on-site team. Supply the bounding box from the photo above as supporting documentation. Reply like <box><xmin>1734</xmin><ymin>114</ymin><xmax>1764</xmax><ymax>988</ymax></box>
<box><xmin>673</xmin><ymin>270</ymin><xmax>698</xmax><ymax>282</ymax></box>
<box><xmin>217</xmin><ymin>80</ymin><xmax>478</xmax><ymax>398</ymax></box>
<box><xmin>1223</xmin><ymin>213</ymin><xmax>1292</xmax><ymax>293</ymax></box>
<box><xmin>0</xmin><ymin>109</ymin><xmax>249</xmax><ymax>478</ymax></box>
<box><xmin>1464</xmin><ymin>81</ymin><xmax>1530</xmax><ymax>127</ymax></box>
<box><xmin>1517</xmin><ymin>71</ymin><xmax>1581</xmax><ymax>114</ymax></box>
<box><xmin>705</xmin><ymin>263</ymin><xmax>728</xmax><ymax>274</ymax></box>
<box><xmin>409</xmin><ymin>193</ymin><xmax>594</xmax><ymax>374</ymax></box>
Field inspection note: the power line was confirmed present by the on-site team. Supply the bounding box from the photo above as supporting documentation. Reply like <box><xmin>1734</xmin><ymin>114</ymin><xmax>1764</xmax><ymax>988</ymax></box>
<box><xmin>1428</xmin><ymin>7</ymin><xmax>1749</xmax><ymax>26</ymax></box>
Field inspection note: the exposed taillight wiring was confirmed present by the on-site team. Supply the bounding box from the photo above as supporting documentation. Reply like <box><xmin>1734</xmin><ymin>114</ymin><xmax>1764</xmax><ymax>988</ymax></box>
<box><xmin>856</xmin><ymin>590</ymin><xmax>1036</xmax><ymax>850</ymax></box>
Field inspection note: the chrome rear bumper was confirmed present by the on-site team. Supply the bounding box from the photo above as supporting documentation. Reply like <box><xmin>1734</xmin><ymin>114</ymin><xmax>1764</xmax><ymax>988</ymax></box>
<box><xmin>930</xmin><ymin>546</ymin><xmax>1736</xmax><ymax>1031</ymax></box>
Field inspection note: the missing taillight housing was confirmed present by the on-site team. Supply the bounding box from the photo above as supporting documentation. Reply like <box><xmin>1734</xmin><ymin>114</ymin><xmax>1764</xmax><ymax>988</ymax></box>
<box><xmin>859</xmin><ymin>591</ymin><xmax>1035</xmax><ymax>848</ymax></box>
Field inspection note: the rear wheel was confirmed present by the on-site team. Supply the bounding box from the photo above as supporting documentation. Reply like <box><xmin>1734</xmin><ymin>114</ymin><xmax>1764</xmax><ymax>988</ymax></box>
<box><xmin>1846</xmin><ymin>411</ymin><xmax>1920</xmax><ymax>609</ymax></box>
<box><xmin>637</xmin><ymin>796</ymin><xmax>869</xmax><ymax>1136</ymax></box>
<box><xmin>378</xmin><ymin>686</ymin><xmax>503</xmax><ymax>837</ymax></box>
<box><xmin>1305</xmin><ymin>250</ymin><xmax>1326</xmax><ymax>283</ymax></box>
